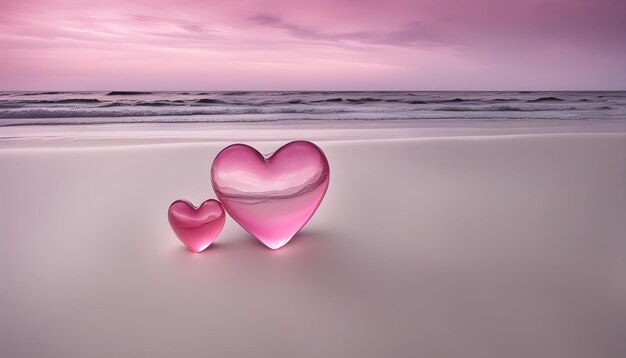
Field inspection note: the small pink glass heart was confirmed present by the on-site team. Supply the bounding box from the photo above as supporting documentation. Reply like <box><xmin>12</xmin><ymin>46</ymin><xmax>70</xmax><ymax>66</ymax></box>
<box><xmin>168</xmin><ymin>199</ymin><xmax>226</xmax><ymax>252</ymax></box>
<box><xmin>211</xmin><ymin>141</ymin><xmax>330</xmax><ymax>249</ymax></box>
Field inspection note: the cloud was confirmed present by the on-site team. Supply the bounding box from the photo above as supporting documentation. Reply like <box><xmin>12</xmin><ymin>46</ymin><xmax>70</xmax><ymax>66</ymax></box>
<box><xmin>248</xmin><ymin>14</ymin><xmax>446</xmax><ymax>48</ymax></box>
<box><xmin>0</xmin><ymin>0</ymin><xmax>625</xmax><ymax>90</ymax></box>
<box><xmin>248</xmin><ymin>14</ymin><xmax>323</xmax><ymax>40</ymax></box>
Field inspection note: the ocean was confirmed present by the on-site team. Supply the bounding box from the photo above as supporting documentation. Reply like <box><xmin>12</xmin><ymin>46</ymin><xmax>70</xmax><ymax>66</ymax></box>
<box><xmin>1</xmin><ymin>91</ymin><xmax>625</xmax><ymax>126</ymax></box>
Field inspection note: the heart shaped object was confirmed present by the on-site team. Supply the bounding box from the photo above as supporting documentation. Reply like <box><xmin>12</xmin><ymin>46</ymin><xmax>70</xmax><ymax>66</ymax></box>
<box><xmin>168</xmin><ymin>199</ymin><xmax>226</xmax><ymax>252</ymax></box>
<box><xmin>211</xmin><ymin>141</ymin><xmax>330</xmax><ymax>249</ymax></box>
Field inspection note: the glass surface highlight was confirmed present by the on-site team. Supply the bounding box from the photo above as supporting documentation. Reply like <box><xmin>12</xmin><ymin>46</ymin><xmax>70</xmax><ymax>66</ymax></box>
<box><xmin>211</xmin><ymin>141</ymin><xmax>330</xmax><ymax>249</ymax></box>
<box><xmin>168</xmin><ymin>199</ymin><xmax>226</xmax><ymax>252</ymax></box>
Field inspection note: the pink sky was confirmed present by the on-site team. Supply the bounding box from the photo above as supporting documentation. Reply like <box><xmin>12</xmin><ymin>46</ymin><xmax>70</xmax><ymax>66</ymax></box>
<box><xmin>1</xmin><ymin>0</ymin><xmax>625</xmax><ymax>90</ymax></box>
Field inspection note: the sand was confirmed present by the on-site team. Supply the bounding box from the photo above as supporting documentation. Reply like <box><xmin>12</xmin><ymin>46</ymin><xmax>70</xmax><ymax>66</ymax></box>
<box><xmin>1</xmin><ymin>126</ymin><xmax>625</xmax><ymax>358</ymax></box>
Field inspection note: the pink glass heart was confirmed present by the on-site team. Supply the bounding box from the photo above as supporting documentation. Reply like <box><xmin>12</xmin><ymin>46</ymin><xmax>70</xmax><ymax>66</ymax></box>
<box><xmin>211</xmin><ymin>141</ymin><xmax>330</xmax><ymax>249</ymax></box>
<box><xmin>168</xmin><ymin>199</ymin><xmax>226</xmax><ymax>252</ymax></box>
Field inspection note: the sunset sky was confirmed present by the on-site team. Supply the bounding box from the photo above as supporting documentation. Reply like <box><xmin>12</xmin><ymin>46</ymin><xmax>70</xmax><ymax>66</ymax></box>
<box><xmin>1</xmin><ymin>0</ymin><xmax>625</xmax><ymax>90</ymax></box>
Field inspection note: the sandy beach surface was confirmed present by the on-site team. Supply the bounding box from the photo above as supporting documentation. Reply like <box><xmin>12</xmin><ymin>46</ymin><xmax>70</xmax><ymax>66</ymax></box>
<box><xmin>1</xmin><ymin>125</ymin><xmax>625</xmax><ymax>358</ymax></box>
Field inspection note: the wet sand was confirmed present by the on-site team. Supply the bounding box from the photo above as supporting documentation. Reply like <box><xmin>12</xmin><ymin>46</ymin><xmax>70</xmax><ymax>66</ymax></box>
<box><xmin>1</xmin><ymin>128</ymin><xmax>625</xmax><ymax>357</ymax></box>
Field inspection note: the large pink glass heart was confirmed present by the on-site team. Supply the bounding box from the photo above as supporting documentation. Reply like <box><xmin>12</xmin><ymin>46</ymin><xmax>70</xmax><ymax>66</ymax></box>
<box><xmin>211</xmin><ymin>141</ymin><xmax>330</xmax><ymax>249</ymax></box>
<box><xmin>168</xmin><ymin>199</ymin><xmax>226</xmax><ymax>252</ymax></box>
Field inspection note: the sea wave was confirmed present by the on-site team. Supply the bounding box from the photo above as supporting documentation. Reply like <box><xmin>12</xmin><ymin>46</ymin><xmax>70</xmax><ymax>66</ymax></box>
<box><xmin>1</xmin><ymin>91</ymin><xmax>624</xmax><ymax>125</ymax></box>
<box><xmin>195</xmin><ymin>98</ymin><xmax>228</xmax><ymax>104</ymax></box>
<box><xmin>1</xmin><ymin>95</ymin><xmax>614</xmax><ymax>107</ymax></box>
<box><xmin>106</xmin><ymin>91</ymin><xmax>153</xmax><ymax>95</ymax></box>
<box><xmin>527</xmin><ymin>96</ymin><xmax>563</xmax><ymax>102</ymax></box>
<box><xmin>310</xmin><ymin>98</ymin><xmax>344</xmax><ymax>103</ymax></box>
<box><xmin>432</xmin><ymin>105</ymin><xmax>606</xmax><ymax>112</ymax></box>
<box><xmin>12</xmin><ymin>99</ymin><xmax>102</xmax><ymax>104</ymax></box>
<box><xmin>221</xmin><ymin>91</ymin><xmax>251</xmax><ymax>96</ymax></box>
<box><xmin>0</xmin><ymin>106</ymin><xmax>351</xmax><ymax>119</ymax></box>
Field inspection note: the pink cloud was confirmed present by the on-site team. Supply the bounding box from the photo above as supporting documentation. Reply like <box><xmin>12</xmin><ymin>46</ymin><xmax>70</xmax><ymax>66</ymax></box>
<box><xmin>0</xmin><ymin>0</ymin><xmax>625</xmax><ymax>90</ymax></box>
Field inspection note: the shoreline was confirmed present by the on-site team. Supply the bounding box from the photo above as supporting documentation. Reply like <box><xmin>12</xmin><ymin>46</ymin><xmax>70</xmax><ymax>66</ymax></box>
<box><xmin>2</xmin><ymin>119</ymin><xmax>626</xmax><ymax>149</ymax></box>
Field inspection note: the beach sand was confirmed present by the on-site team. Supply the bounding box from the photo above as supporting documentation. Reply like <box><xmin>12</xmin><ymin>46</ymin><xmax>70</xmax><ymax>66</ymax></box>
<box><xmin>1</xmin><ymin>127</ymin><xmax>625</xmax><ymax>357</ymax></box>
